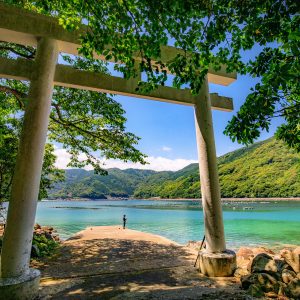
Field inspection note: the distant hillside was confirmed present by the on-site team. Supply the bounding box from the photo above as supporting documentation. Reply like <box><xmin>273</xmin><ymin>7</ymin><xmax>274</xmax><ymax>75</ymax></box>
<box><xmin>49</xmin><ymin>138</ymin><xmax>300</xmax><ymax>199</ymax></box>
<box><xmin>134</xmin><ymin>138</ymin><xmax>300</xmax><ymax>198</ymax></box>
<box><xmin>49</xmin><ymin>168</ymin><xmax>156</xmax><ymax>199</ymax></box>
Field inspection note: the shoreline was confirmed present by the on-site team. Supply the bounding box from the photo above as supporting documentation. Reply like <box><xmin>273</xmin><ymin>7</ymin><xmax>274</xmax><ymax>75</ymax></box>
<box><xmin>44</xmin><ymin>197</ymin><xmax>300</xmax><ymax>202</ymax></box>
<box><xmin>143</xmin><ymin>197</ymin><xmax>300</xmax><ymax>202</ymax></box>
<box><xmin>71</xmin><ymin>227</ymin><xmax>299</xmax><ymax>251</ymax></box>
<box><xmin>67</xmin><ymin>226</ymin><xmax>181</xmax><ymax>245</ymax></box>
<box><xmin>70</xmin><ymin>226</ymin><xmax>299</xmax><ymax>252</ymax></box>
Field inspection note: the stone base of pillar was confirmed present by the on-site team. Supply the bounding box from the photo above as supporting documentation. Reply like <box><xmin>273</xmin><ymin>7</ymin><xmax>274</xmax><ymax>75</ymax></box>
<box><xmin>197</xmin><ymin>250</ymin><xmax>236</xmax><ymax>277</ymax></box>
<box><xmin>0</xmin><ymin>269</ymin><xmax>40</xmax><ymax>300</ymax></box>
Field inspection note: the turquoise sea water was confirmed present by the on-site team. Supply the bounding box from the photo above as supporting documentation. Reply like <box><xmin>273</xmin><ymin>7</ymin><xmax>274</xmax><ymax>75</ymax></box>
<box><xmin>33</xmin><ymin>200</ymin><xmax>300</xmax><ymax>250</ymax></box>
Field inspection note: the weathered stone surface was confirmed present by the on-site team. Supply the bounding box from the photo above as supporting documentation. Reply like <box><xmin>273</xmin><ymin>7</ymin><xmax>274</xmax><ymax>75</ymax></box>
<box><xmin>33</xmin><ymin>223</ymin><xmax>60</xmax><ymax>243</ymax></box>
<box><xmin>198</xmin><ymin>250</ymin><xmax>236</xmax><ymax>277</ymax></box>
<box><xmin>248</xmin><ymin>283</ymin><xmax>264</xmax><ymax>298</ymax></box>
<box><xmin>241</xmin><ymin>274</ymin><xmax>255</xmax><ymax>290</ymax></box>
<box><xmin>281</xmin><ymin>247</ymin><xmax>300</xmax><ymax>273</ymax></box>
<box><xmin>237</xmin><ymin>247</ymin><xmax>254</xmax><ymax>260</ymax></box>
<box><xmin>247</xmin><ymin>259</ymin><xmax>253</xmax><ymax>272</ymax></box>
<box><xmin>234</xmin><ymin>267</ymin><xmax>248</xmax><ymax>278</ymax></box>
<box><xmin>278</xmin><ymin>281</ymin><xmax>288</xmax><ymax>297</ymax></box>
<box><xmin>251</xmin><ymin>253</ymin><xmax>278</xmax><ymax>274</ymax></box>
<box><xmin>282</xmin><ymin>269</ymin><xmax>297</xmax><ymax>284</ymax></box>
<box><xmin>237</xmin><ymin>257</ymin><xmax>248</xmax><ymax>269</ymax></box>
<box><xmin>252</xmin><ymin>247</ymin><xmax>275</xmax><ymax>257</ymax></box>
<box><xmin>0</xmin><ymin>268</ymin><xmax>40</xmax><ymax>300</ymax></box>
<box><xmin>286</xmin><ymin>278</ymin><xmax>300</xmax><ymax>299</ymax></box>
<box><xmin>241</xmin><ymin>272</ymin><xmax>279</xmax><ymax>293</ymax></box>
<box><xmin>34</xmin><ymin>223</ymin><xmax>41</xmax><ymax>230</ymax></box>
<box><xmin>238</xmin><ymin>247</ymin><xmax>277</xmax><ymax>272</ymax></box>
<box><xmin>0</xmin><ymin>37</ymin><xmax>58</xmax><ymax>281</ymax></box>
<box><xmin>235</xmin><ymin>250</ymin><xmax>252</xmax><ymax>278</ymax></box>
<box><xmin>52</xmin><ymin>234</ymin><xmax>60</xmax><ymax>242</ymax></box>
<box><xmin>275</xmin><ymin>259</ymin><xmax>291</xmax><ymax>274</ymax></box>
<box><xmin>265</xmin><ymin>291</ymin><xmax>279</xmax><ymax>298</ymax></box>
<box><xmin>194</xmin><ymin>76</ymin><xmax>227</xmax><ymax>253</ymax></box>
<box><xmin>240</xmin><ymin>247</ymin><xmax>300</xmax><ymax>298</ymax></box>
<box><xmin>258</xmin><ymin>273</ymin><xmax>279</xmax><ymax>292</ymax></box>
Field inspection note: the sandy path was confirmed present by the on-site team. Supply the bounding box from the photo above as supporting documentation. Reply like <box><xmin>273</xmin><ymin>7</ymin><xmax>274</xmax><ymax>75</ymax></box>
<box><xmin>34</xmin><ymin>226</ymin><xmax>250</xmax><ymax>299</ymax></box>
<box><xmin>69</xmin><ymin>226</ymin><xmax>180</xmax><ymax>245</ymax></box>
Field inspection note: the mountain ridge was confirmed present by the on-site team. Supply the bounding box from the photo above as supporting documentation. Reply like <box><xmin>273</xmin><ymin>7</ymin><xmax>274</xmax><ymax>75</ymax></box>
<box><xmin>49</xmin><ymin>137</ymin><xmax>300</xmax><ymax>199</ymax></box>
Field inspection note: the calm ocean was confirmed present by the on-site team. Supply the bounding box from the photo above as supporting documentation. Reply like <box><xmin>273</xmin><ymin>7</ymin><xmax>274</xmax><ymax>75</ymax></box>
<box><xmin>33</xmin><ymin>199</ymin><xmax>300</xmax><ymax>250</ymax></box>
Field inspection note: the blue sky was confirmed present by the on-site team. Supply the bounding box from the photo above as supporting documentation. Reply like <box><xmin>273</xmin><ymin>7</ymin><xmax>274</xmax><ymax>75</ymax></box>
<box><xmin>116</xmin><ymin>75</ymin><xmax>281</xmax><ymax>158</ymax></box>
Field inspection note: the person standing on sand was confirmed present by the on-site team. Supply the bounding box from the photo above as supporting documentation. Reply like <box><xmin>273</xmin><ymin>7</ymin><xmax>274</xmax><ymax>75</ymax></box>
<box><xmin>123</xmin><ymin>214</ymin><xmax>127</xmax><ymax>229</ymax></box>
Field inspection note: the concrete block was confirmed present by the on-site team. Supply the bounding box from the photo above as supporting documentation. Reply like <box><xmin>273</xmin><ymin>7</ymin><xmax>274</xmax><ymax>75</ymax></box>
<box><xmin>198</xmin><ymin>249</ymin><xmax>236</xmax><ymax>277</ymax></box>
<box><xmin>0</xmin><ymin>268</ymin><xmax>40</xmax><ymax>300</ymax></box>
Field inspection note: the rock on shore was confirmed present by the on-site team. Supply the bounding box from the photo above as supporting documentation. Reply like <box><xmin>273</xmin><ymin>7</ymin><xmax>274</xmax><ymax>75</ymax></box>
<box><xmin>237</xmin><ymin>246</ymin><xmax>300</xmax><ymax>299</ymax></box>
<box><xmin>186</xmin><ymin>242</ymin><xmax>300</xmax><ymax>299</ymax></box>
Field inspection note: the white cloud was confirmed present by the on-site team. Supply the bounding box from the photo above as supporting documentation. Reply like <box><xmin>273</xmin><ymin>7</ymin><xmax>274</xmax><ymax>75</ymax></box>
<box><xmin>102</xmin><ymin>156</ymin><xmax>197</xmax><ymax>171</ymax></box>
<box><xmin>54</xmin><ymin>148</ymin><xmax>92</xmax><ymax>170</ymax></box>
<box><xmin>54</xmin><ymin>148</ymin><xmax>197</xmax><ymax>172</ymax></box>
<box><xmin>54</xmin><ymin>148</ymin><xmax>71</xmax><ymax>169</ymax></box>
<box><xmin>161</xmin><ymin>146</ymin><xmax>172</xmax><ymax>152</ymax></box>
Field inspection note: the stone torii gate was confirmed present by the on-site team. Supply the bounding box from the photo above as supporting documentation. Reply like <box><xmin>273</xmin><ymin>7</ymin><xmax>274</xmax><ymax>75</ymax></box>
<box><xmin>0</xmin><ymin>4</ymin><xmax>236</xmax><ymax>299</ymax></box>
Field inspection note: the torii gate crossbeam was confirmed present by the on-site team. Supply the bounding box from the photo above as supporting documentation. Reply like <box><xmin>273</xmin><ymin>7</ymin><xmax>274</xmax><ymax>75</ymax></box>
<box><xmin>0</xmin><ymin>4</ymin><xmax>236</xmax><ymax>299</ymax></box>
<box><xmin>0</xmin><ymin>57</ymin><xmax>233</xmax><ymax>110</ymax></box>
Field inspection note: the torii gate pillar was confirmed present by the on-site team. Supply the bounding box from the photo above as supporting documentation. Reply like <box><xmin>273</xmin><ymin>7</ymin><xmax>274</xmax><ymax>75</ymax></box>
<box><xmin>194</xmin><ymin>77</ymin><xmax>236</xmax><ymax>277</ymax></box>
<box><xmin>0</xmin><ymin>37</ymin><xmax>58</xmax><ymax>299</ymax></box>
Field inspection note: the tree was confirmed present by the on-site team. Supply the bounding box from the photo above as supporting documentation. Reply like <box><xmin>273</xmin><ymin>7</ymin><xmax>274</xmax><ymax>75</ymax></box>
<box><xmin>0</xmin><ymin>104</ymin><xmax>64</xmax><ymax>201</ymax></box>
<box><xmin>5</xmin><ymin>0</ymin><xmax>297</xmax><ymax>151</ymax></box>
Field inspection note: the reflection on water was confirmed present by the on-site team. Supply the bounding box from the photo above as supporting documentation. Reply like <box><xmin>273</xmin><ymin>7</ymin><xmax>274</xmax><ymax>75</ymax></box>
<box><xmin>10</xmin><ymin>199</ymin><xmax>300</xmax><ymax>249</ymax></box>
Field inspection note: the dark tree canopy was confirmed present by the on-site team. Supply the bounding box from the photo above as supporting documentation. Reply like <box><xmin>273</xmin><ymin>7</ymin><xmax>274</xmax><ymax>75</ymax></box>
<box><xmin>2</xmin><ymin>0</ymin><xmax>300</xmax><ymax>152</ymax></box>
<box><xmin>0</xmin><ymin>108</ymin><xmax>64</xmax><ymax>201</ymax></box>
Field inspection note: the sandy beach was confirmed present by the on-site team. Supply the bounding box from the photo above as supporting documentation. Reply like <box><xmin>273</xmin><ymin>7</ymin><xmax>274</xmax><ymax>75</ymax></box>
<box><xmin>71</xmin><ymin>226</ymin><xmax>181</xmax><ymax>245</ymax></box>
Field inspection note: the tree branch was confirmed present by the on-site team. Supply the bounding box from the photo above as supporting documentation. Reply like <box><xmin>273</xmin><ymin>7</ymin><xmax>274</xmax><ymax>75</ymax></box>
<box><xmin>0</xmin><ymin>85</ymin><xmax>26</xmax><ymax>109</ymax></box>
<box><xmin>0</xmin><ymin>43</ymin><xmax>36</xmax><ymax>59</ymax></box>
<box><xmin>51</xmin><ymin>103</ymin><xmax>107</xmax><ymax>141</ymax></box>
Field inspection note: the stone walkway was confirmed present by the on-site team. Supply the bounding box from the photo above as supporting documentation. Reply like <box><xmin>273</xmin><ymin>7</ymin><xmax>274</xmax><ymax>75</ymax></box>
<box><xmin>33</xmin><ymin>226</ymin><xmax>251</xmax><ymax>299</ymax></box>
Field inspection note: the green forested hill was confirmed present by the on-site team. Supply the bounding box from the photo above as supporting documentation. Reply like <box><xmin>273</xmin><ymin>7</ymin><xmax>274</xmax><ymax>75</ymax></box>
<box><xmin>49</xmin><ymin>168</ymin><xmax>156</xmax><ymax>199</ymax></box>
<box><xmin>134</xmin><ymin>138</ymin><xmax>300</xmax><ymax>198</ymax></box>
<box><xmin>49</xmin><ymin>138</ymin><xmax>300</xmax><ymax>199</ymax></box>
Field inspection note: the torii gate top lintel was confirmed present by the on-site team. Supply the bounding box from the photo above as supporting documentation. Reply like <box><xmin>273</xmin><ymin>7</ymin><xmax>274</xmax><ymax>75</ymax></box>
<box><xmin>0</xmin><ymin>3</ymin><xmax>236</xmax><ymax>84</ymax></box>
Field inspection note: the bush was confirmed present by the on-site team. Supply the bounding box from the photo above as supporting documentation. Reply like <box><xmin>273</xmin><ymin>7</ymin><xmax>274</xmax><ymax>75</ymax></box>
<box><xmin>0</xmin><ymin>224</ymin><xmax>59</xmax><ymax>258</ymax></box>
<box><xmin>31</xmin><ymin>224</ymin><xmax>60</xmax><ymax>258</ymax></box>
<box><xmin>31</xmin><ymin>233</ymin><xmax>59</xmax><ymax>258</ymax></box>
